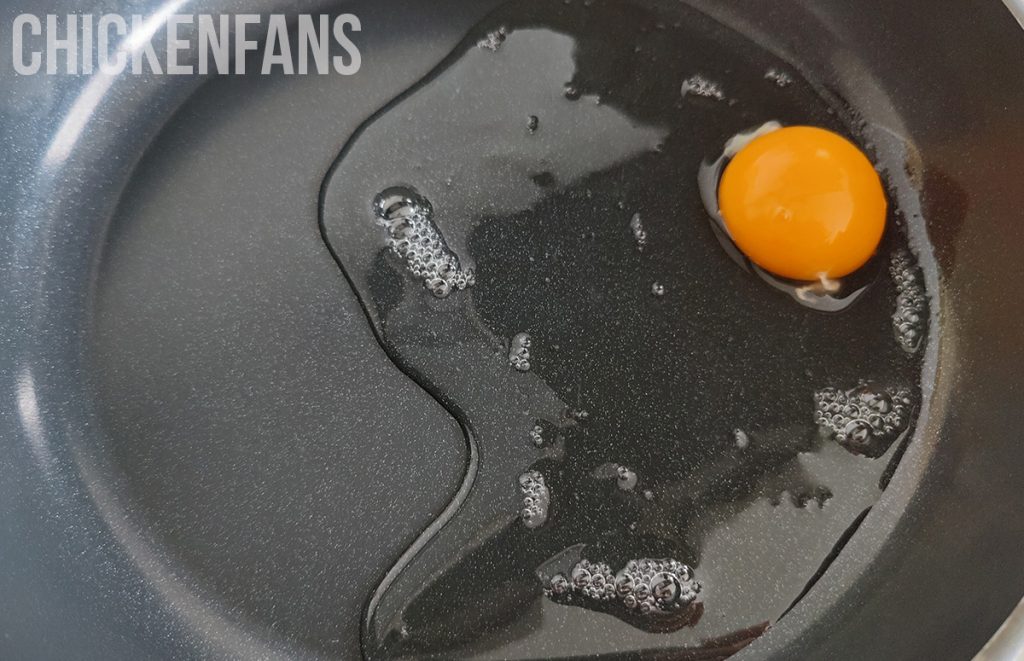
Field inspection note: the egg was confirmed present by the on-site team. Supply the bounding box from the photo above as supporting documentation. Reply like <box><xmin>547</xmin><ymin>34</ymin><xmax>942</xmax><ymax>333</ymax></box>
<box><xmin>717</xmin><ymin>125</ymin><xmax>887</xmax><ymax>281</ymax></box>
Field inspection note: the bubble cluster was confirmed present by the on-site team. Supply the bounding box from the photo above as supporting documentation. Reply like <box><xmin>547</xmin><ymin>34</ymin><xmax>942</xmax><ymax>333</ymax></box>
<box><xmin>477</xmin><ymin>26</ymin><xmax>508</xmax><ymax>51</ymax></box>
<box><xmin>529</xmin><ymin>423</ymin><xmax>545</xmax><ymax>447</ymax></box>
<box><xmin>764</xmin><ymin>68</ymin><xmax>792</xmax><ymax>87</ymax></box>
<box><xmin>789</xmin><ymin>486</ymin><xmax>833</xmax><ymax>508</ymax></box>
<box><xmin>630</xmin><ymin>213</ymin><xmax>647</xmax><ymax>251</ymax></box>
<box><xmin>373</xmin><ymin>187</ymin><xmax>476</xmax><ymax>298</ymax></box>
<box><xmin>547</xmin><ymin>573</ymin><xmax>571</xmax><ymax>597</ymax></box>
<box><xmin>890</xmin><ymin>249</ymin><xmax>927</xmax><ymax>353</ymax></box>
<box><xmin>680</xmin><ymin>74</ymin><xmax>724</xmax><ymax>101</ymax></box>
<box><xmin>519</xmin><ymin>470</ymin><xmax>550</xmax><ymax>529</ymax></box>
<box><xmin>509</xmin><ymin>332</ymin><xmax>532</xmax><ymax>372</ymax></box>
<box><xmin>814</xmin><ymin>383</ymin><xmax>913</xmax><ymax>457</ymax></box>
<box><xmin>566</xmin><ymin>407</ymin><xmax>589</xmax><ymax>422</ymax></box>
<box><xmin>616</xmin><ymin>465</ymin><xmax>638</xmax><ymax>491</ymax></box>
<box><xmin>572</xmin><ymin>559</ymin><xmax>617</xmax><ymax>601</ymax></box>
<box><xmin>527</xmin><ymin>114</ymin><xmax>539</xmax><ymax>133</ymax></box>
<box><xmin>545</xmin><ymin>558</ymin><xmax>700</xmax><ymax>616</ymax></box>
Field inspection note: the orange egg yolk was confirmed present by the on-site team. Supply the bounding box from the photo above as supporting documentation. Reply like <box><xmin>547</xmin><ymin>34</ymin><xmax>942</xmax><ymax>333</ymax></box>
<box><xmin>717</xmin><ymin>125</ymin><xmax>887</xmax><ymax>281</ymax></box>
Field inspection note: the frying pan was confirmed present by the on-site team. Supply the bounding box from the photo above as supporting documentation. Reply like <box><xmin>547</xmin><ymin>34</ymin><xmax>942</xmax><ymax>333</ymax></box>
<box><xmin>2</xmin><ymin>0</ymin><xmax>1024</xmax><ymax>659</ymax></box>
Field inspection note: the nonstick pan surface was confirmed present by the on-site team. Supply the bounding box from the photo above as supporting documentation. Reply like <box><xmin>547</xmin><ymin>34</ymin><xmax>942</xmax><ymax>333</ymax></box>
<box><xmin>2</xmin><ymin>1</ymin><xmax>1024</xmax><ymax>659</ymax></box>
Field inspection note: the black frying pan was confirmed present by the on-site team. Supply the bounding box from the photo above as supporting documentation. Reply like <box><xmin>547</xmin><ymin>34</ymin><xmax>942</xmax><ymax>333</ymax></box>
<box><xmin>2</xmin><ymin>1</ymin><xmax>1024</xmax><ymax>659</ymax></box>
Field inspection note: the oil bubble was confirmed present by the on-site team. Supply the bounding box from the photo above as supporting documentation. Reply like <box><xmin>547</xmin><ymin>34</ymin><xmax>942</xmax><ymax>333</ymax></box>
<box><xmin>890</xmin><ymin>249</ymin><xmax>927</xmax><ymax>353</ymax></box>
<box><xmin>734</xmin><ymin>428</ymin><xmax>750</xmax><ymax>449</ymax></box>
<box><xmin>784</xmin><ymin>486</ymin><xmax>833</xmax><ymax>508</ymax></box>
<box><xmin>527</xmin><ymin>114</ymin><xmax>539</xmax><ymax>133</ymax></box>
<box><xmin>509</xmin><ymin>332</ymin><xmax>533</xmax><ymax>372</ymax></box>
<box><xmin>477</xmin><ymin>26</ymin><xmax>508</xmax><ymax>51</ymax></box>
<box><xmin>570</xmin><ymin>559</ymin><xmax>616</xmax><ymax>600</ymax></box>
<box><xmin>764</xmin><ymin>68</ymin><xmax>792</xmax><ymax>87</ymax></box>
<box><xmin>680</xmin><ymin>74</ymin><xmax>725</xmax><ymax>101</ymax></box>
<box><xmin>651</xmin><ymin>282</ymin><xmax>666</xmax><ymax>297</ymax></box>
<box><xmin>629</xmin><ymin>212</ymin><xmax>648</xmax><ymax>252</ymax></box>
<box><xmin>545</xmin><ymin>557</ymin><xmax>700</xmax><ymax>618</ymax></box>
<box><xmin>548</xmin><ymin>573</ymin><xmax>570</xmax><ymax>596</ymax></box>
<box><xmin>519</xmin><ymin>470</ymin><xmax>550</xmax><ymax>529</ymax></box>
<box><xmin>616</xmin><ymin>465</ymin><xmax>638</xmax><ymax>491</ymax></box>
<box><xmin>372</xmin><ymin>187</ymin><xmax>476</xmax><ymax>298</ymax></box>
<box><xmin>814</xmin><ymin>383</ymin><xmax>913</xmax><ymax>457</ymax></box>
<box><xmin>565</xmin><ymin>407</ymin><xmax>589</xmax><ymax>422</ymax></box>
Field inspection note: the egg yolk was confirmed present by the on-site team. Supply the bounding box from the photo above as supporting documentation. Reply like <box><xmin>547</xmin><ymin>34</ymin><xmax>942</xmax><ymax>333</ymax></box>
<box><xmin>717</xmin><ymin>125</ymin><xmax>887</xmax><ymax>281</ymax></box>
